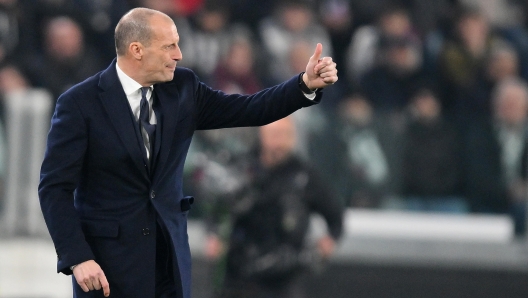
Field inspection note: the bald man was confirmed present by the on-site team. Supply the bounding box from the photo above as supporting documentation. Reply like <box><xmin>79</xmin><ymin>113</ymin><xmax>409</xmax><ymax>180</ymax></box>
<box><xmin>38</xmin><ymin>7</ymin><xmax>338</xmax><ymax>298</ymax></box>
<box><xmin>206</xmin><ymin>118</ymin><xmax>344</xmax><ymax>298</ymax></box>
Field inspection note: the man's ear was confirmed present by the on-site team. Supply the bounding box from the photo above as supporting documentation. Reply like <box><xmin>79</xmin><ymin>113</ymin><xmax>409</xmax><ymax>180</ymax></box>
<box><xmin>129</xmin><ymin>42</ymin><xmax>143</xmax><ymax>60</ymax></box>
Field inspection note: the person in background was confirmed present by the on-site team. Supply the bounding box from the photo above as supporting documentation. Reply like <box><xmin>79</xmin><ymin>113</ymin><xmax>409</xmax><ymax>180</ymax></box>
<box><xmin>464</xmin><ymin>77</ymin><xmax>528</xmax><ymax>235</ymax></box>
<box><xmin>210</xmin><ymin>31</ymin><xmax>262</xmax><ymax>95</ymax></box>
<box><xmin>396</xmin><ymin>88</ymin><xmax>467</xmax><ymax>213</ymax></box>
<box><xmin>188</xmin><ymin>0</ymin><xmax>242</xmax><ymax>82</ymax></box>
<box><xmin>23</xmin><ymin>15</ymin><xmax>104</xmax><ymax>101</ymax></box>
<box><xmin>360</xmin><ymin>34</ymin><xmax>428</xmax><ymax>113</ymax></box>
<box><xmin>346</xmin><ymin>5</ymin><xmax>419</xmax><ymax>86</ymax></box>
<box><xmin>463</xmin><ymin>41</ymin><xmax>521</xmax><ymax>122</ymax></box>
<box><xmin>437</xmin><ymin>6</ymin><xmax>507</xmax><ymax>119</ymax></box>
<box><xmin>331</xmin><ymin>93</ymin><xmax>401</xmax><ymax>208</ymax></box>
<box><xmin>206</xmin><ymin>117</ymin><xmax>344</xmax><ymax>298</ymax></box>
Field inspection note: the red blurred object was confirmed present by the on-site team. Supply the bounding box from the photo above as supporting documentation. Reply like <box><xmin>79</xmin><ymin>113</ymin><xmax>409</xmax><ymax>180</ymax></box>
<box><xmin>174</xmin><ymin>0</ymin><xmax>204</xmax><ymax>16</ymax></box>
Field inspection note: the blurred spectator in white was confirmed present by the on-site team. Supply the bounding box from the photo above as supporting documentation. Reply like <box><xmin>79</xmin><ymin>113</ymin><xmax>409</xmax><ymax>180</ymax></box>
<box><xmin>464</xmin><ymin>77</ymin><xmax>528</xmax><ymax>235</ymax></box>
<box><xmin>395</xmin><ymin>88</ymin><xmax>467</xmax><ymax>213</ymax></box>
<box><xmin>0</xmin><ymin>63</ymin><xmax>52</xmax><ymax>237</ymax></box>
<box><xmin>259</xmin><ymin>0</ymin><xmax>332</xmax><ymax>84</ymax></box>
<box><xmin>210</xmin><ymin>31</ymin><xmax>262</xmax><ymax>94</ymax></box>
<box><xmin>331</xmin><ymin>93</ymin><xmax>401</xmax><ymax>208</ymax></box>
<box><xmin>346</xmin><ymin>5</ymin><xmax>419</xmax><ymax>86</ymax></box>
<box><xmin>22</xmin><ymin>15</ymin><xmax>104</xmax><ymax>101</ymax></box>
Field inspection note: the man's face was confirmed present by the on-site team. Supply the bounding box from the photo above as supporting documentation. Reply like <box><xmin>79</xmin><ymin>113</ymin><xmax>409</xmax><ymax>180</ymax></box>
<box><xmin>141</xmin><ymin>15</ymin><xmax>182</xmax><ymax>85</ymax></box>
<box><xmin>259</xmin><ymin>119</ymin><xmax>296</xmax><ymax>168</ymax></box>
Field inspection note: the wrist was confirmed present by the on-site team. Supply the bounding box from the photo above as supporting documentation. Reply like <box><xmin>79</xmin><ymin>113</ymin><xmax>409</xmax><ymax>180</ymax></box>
<box><xmin>70</xmin><ymin>264</ymin><xmax>78</xmax><ymax>271</ymax></box>
<box><xmin>299</xmin><ymin>72</ymin><xmax>316</xmax><ymax>94</ymax></box>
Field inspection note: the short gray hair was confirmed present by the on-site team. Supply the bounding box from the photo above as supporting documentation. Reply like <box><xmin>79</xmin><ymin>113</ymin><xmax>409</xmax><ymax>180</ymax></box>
<box><xmin>114</xmin><ymin>8</ymin><xmax>159</xmax><ymax>56</ymax></box>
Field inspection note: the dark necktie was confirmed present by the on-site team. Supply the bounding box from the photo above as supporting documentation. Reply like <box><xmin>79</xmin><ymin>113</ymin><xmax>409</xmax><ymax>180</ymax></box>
<box><xmin>140</xmin><ymin>87</ymin><xmax>156</xmax><ymax>160</ymax></box>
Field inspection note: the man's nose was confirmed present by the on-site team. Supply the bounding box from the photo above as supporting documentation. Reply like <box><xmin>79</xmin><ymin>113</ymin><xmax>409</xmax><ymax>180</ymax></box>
<box><xmin>172</xmin><ymin>46</ymin><xmax>182</xmax><ymax>61</ymax></box>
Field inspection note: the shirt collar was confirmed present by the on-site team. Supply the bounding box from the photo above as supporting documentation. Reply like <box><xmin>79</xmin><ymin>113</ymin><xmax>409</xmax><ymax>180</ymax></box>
<box><xmin>115</xmin><ymin>63</ymin><xmax>152</xmax><ymax>96</ymax></box>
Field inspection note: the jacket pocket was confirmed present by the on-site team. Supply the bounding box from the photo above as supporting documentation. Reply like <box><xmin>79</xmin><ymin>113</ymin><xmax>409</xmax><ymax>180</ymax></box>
<box><xmin>80</xmin><ymin>218</ymin><xmax>120</xmax><ymax>238</ymax></box>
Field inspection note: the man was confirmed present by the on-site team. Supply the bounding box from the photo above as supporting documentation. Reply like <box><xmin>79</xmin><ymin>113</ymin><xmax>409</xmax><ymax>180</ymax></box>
<box><xmin>205</xmin><ymin>117</ymin><xmax>344</xmax><ymax>298</ymax></box>
<box><xmin>38</xmin><ymin>7</ymin><xmax>337</xmax><ymax>298</ymax></box>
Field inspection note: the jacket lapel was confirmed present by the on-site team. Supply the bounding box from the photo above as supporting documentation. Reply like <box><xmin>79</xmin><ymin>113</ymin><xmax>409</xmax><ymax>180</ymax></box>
<box><xmin>151</xmin><ymin>82</ymin><xmax>181</xmax><ymax>180</ymax></box>
<box><xmin>98</xmin><ymin>60</ymin><xmax>149</xmax><ymax>179</ymax></box>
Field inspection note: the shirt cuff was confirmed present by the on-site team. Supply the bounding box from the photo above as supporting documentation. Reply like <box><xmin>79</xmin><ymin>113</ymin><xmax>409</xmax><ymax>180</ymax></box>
<box><xmin>303</xmin><ymin>91</ymin><xmax>317</xmax><ymax>100</ymax></box>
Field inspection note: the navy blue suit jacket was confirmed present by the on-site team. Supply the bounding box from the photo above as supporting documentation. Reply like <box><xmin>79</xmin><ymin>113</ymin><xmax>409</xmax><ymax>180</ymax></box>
<box><xmin>38</xmin><ymin>60</ymin><xmax>321</xmax><ymax>298</ymax></box>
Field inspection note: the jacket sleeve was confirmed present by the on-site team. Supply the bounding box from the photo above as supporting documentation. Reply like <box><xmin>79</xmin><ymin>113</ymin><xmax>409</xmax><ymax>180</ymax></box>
<box><xmin>193</xmin><ymin>72</ymin><xmax>322</xmax><ymax>130</ymax></box>
<box><xmin>38</xmin><ymin>92</ymin><xmax>95</xmax><ymax>275</ymax></box>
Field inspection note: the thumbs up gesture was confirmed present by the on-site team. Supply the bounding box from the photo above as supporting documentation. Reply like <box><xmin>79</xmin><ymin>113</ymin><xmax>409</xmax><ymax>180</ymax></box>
<box><xmin>303</xmin><ymin>43</ymin><xmax>338</xmax><ymax>91</ymax></box>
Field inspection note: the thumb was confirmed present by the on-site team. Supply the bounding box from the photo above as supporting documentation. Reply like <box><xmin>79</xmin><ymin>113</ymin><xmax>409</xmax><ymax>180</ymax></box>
<box><xmin>311</xmin><ymin>43</ymin><xmax>323</xmax><ymax>62</ymax></box>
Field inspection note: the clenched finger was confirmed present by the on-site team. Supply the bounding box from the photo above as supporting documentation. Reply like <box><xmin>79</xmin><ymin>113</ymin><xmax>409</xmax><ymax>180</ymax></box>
<box><xmin>92</xmin><ymin>275</ymin><xmax>102</xmax><ymax>290</ymax></box>
<box><xmin>83</xmin><ymin>278</ymin><xmax>95</xmax><ymax>290</ymax></box>
<box><xmin>314</xmin><ymin>57</ymin><xmax>334</xmax><ymax>74</ymax></box>
<box><xmin>317</xmin><ymin>63</ymin><xmax>337</xmax><ymax>76</ymax></box>
<box><xmin>78</xmin><ymin>279</ymin><xmax>90</xmax><ymax>293</ymax></box>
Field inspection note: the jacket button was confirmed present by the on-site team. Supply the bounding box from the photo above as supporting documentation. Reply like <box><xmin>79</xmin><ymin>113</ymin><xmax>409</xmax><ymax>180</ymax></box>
<box><xmin>150</xmin><ymin>190</ymin><xmax>155</xmax><ymax>199</ymax></box>
<box><xmin>142</xmin><ymin>228</ymin><xmax>150</xmax><ymax>236</ymax></box>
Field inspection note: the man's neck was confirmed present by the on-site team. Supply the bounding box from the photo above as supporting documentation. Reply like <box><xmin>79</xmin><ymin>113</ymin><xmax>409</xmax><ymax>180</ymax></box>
<box><xmin>117</xmin><ymin>57</ymin><xmax>146</xmax><ymax>87</ymax></box>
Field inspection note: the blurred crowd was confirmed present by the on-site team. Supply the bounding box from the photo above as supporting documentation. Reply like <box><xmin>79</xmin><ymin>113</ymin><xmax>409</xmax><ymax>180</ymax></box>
<box><xmin>0</xmin><ymin>0</ymin><xmax>527</xmax><ymax>240</ymax></box>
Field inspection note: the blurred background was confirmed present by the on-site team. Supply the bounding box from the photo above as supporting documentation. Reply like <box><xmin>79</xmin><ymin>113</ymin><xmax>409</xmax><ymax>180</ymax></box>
<box><xmin>1</xmin><ymin>0</ymin><xmax>528</xmax><ymax>297</ymax></box>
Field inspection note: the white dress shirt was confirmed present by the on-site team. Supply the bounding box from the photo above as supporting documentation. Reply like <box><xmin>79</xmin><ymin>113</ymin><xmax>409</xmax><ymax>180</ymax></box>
<box><xmin>116</xmin><ymin>64</ymin><xmax>156</xmax><ymax>159</ymax></box>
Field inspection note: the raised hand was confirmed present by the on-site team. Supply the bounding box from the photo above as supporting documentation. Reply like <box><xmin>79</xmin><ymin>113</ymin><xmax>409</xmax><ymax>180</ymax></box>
<box><xmin>303</xmin><ymin>43</ymin><xmax>338</xmax><ymax>90</ymax></box>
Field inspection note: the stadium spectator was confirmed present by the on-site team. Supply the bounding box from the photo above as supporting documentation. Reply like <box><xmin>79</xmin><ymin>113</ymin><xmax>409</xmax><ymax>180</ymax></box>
<box><xmin>346</xmin><ymin>5</ymin><xmax>419</xmax><ymax>85</ymax></box>
<box><xmin>437</xmin><ymin>7</ymin><xmax>507</xmax><ymax>119</ymax></box>
<box><xmin>205</xmin><ymin>117</ymin><xmax>344</xmax><ymax>298</ymax></box>
<box><xmin>463</xmin><ymin>77</ymin><xmax>528</xmax><ymax>234</ymax></box>
<box><xmin>210</xmin><ymin>30</ymin><xmax>262</xmax><ymax>94</ymax></box>
<box><xmin>331</xmin><ymin>93</ymin><xmax>402</xmax><ymax>208</ymax></box>
<box><xmin>398</xmin><ymin>88</ymin><xmax>467</xmax><ymax>213</ymax></box>
<box><xmin>22</xmin><ymin>15</ymin><xmax>104</xmax><ymax>101</ymax></box>
<box><xmin>360</xmin><ymin>34</ymin><xmax>429</xmax><ymax>113</ymax></box>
